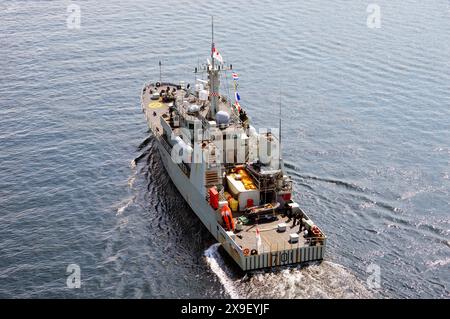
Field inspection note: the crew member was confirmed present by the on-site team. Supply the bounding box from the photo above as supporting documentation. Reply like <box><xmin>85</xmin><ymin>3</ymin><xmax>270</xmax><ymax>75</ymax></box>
<box><xmin>292</xmin><ymin>211</ymin><xmax>299</xmax><ymax>227</ymax></box>
<box><xmin>284</xmin><ymin>202</ymin><xmax>293</xmax><ymax>221</ymax></box>
<box><xmin>297</xmin><ymin>210</ymin><xmax>305</xmax><ymax>233</ymax></box>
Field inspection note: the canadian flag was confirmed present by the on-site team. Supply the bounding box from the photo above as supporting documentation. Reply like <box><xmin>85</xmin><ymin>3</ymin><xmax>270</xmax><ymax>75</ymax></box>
<box><xmin>234</xmin><ymin>101</ymin><xmax>241</xmax><ymax>112</ymax></box>
<box><xmin>256</xmin><ymin>227</ymin><xmax>262</xmax><ymax>251</ymax></box>
<box><xmin>212</xmin><ymin>47</ymin><xmax>224</xmax><ymax>64</ymax></box>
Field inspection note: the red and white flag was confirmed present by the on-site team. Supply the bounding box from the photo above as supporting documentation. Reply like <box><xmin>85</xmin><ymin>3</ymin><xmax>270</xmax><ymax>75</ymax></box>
<box><xmin>212</xmin><ymin>47</ymin><xmax>224</xmax><ymax>64</ymax></box>
<box><xmin>256</xmin><ymin>227</ymin><xmax>262</xmax><ymax>251</ymax></box>
<box><xmin>234</xmin><ymin>101</ymin><xmax>241</xmax><ymax>112</ymax></box>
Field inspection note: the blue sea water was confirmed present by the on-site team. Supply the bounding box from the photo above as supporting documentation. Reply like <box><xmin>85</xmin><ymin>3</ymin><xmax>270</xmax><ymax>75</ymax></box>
<box><xmin>0</xmin><ymin>0</ymin><xmax>449</xmax><ymax>298</ymax></box>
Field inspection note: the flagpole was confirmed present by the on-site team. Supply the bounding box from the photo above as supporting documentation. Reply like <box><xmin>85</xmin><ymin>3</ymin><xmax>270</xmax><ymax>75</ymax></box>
<box><xmin>210</xmin><ymin>16</ymin><xmax>216</xmax><ymax>119</ymax></box>
<box><xmin>279</xmin><ymin>90</ymin><xmax>282</xmax><ymax>170</ymax></box>
<box><xmin>211</xmin><ymin>16</ymin><xmax>214</xmax><ymax>71</ymax></box>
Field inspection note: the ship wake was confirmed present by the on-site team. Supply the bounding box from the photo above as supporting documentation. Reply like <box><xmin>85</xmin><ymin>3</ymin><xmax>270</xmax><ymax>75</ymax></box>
<box><xmin>204</xmin><ymin>244</ymin><xmax>241</xmax><ymax>299</ymax></box>
<box><xmin>205</xmin><ymin>244</ymin><xmax>374</xmax><ymax>299</ymax></box>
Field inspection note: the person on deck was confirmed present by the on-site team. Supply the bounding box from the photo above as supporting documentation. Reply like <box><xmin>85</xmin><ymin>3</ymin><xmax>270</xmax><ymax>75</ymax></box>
<box><xmin>292</xmin><ymin>211</ymin><xmax>299</xmax><ymax>227</ymax></box>
<box><xmin>297</xmin><ymin>210</ymin><xmax>306</xmax><ymax>233</ymax></box>
<box><xmin>284</xmin><ymin>202</ymin><xmax>293</xmax><ymax>222</ymax></box>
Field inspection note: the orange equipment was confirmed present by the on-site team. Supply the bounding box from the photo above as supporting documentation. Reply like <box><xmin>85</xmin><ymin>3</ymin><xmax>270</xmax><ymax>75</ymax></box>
<box><xmin>209</xmin><ymin>187</ymin><xmax>219</xmax><ymax>210</ymax></box>
<box><xmin>221</xmin><ymin>204</ymin><xmax>235</xmax><ymax>231</ymax></box>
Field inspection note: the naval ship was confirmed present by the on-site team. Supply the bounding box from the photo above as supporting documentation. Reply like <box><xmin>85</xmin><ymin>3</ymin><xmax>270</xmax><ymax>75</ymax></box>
<box><xmin>140</xmin><ymin>24</ymin><xmax>327</xmax><ymax>271</ymax></box>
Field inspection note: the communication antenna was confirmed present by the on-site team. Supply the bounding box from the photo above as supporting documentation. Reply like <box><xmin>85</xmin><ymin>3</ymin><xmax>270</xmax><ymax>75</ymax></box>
<box><xmin>159</xmin><ymin>60</ymin><xmax>162</xmax><ymax>83</ymax></box>
<box><xmin>211</xmin><ymin>16</ymin><xmax>214</xmax><ymax>71</ymax></box>
<box><xmin>195</xmin><ymin>57</ymin><xmax>199</xmax><ymax>83</ymax></box>
<box><xmin>279</xmin><ymin>90</ymin><xmax>282</xmax><ymax>169</ymax></box>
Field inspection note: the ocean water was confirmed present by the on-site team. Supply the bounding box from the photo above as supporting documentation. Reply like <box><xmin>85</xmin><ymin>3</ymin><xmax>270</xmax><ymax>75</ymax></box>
<box><xmin>0</xmin><ymin>0</ymin><xmax>449</xmax><ymax>298</ymax></box>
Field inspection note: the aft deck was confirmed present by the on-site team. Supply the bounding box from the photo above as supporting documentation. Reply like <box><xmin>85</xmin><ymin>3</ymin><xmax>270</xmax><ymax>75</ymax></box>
<box><xmin>232</xmin><ymin>213</ymin><xmax>313</xmax><ymax>253</ymax></box>
<box><xmin>217</xmin><ymin>212</ymin><xmax>327</xmax><ymax>270</ymax></box>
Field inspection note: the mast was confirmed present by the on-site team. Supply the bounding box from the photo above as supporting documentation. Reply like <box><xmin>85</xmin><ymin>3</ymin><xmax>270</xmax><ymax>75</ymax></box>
<box><xmin>194</xmin><ymin>59</ymin><xmax>198</xmax><ymax>84</ymax></box>
<box><xmin>209</xmin><ymin>16</ymin><xmax>220</xmax><ymax>120</ymax></box>
<box><xmin>279</xmin><ymin>90</ymin><xmax>282</xmax><ymax>170</ymax></box>
<box><xmin>211</xmin><ymin>16</ymin><xmax>214</xmax><ymax>71</ymax></box>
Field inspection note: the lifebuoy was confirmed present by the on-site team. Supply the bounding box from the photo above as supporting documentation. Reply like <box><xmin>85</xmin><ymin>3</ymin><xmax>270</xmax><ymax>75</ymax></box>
<box><xmin>311</xmin><ymin>225</ymin><xmax>321</xmax><ymax>236</ymax></box>
<box><xmin>243</xmin><ymin>248</ymin><xmax>250</xmax><ymax>256</ymax></box>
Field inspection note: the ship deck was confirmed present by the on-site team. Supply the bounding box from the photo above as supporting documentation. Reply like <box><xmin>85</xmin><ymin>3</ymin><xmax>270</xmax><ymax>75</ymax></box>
<box><xmin>232</xmin><ymin>213</ymin><xmax>313</xmax><ymax>253</ymax></box>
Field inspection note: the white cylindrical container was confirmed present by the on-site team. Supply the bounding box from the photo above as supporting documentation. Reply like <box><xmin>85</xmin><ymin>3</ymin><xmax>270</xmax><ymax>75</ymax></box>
<box><xmin>199</xmin><ymin>89</ymin><xmax>209</xmax><ymax>101</ymax></box>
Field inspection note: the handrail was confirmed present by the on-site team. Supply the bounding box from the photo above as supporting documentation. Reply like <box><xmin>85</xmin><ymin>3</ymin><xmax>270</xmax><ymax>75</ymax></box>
<box><xmin>218</xmin><ymin>225</ymin><xmax>244</xmax><ymax>257</ymax></box>
<box><xmin>149</xmin><ymin>81</ymin><xmax>181</xmax><ymax>88</ymax></box>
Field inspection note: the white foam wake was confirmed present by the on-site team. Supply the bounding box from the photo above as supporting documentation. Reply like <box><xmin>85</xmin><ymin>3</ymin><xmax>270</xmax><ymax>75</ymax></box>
<box><xmin>237</xmin><ymin>261</ymin><xmax>374</xmax><ymax>299</ymax></box>
<box><xmin>204</xmin><ymin>244</ymin><xmax>374</xmax><ymax>299</ymax></box>
<box><xmin>130</xmin><ymin>159</ymin><xmax>137</xmax><ymax>170</ymax></box>
<box><xmin>128</xmin><ymin>159</ymin><xmax>138</xmax><ymax>188</ymax></box>
<box><xmin>116</xmin><ymin>196</ymin><xmax>135</xmax><ymax>215</ymax></box>
<box><xmin>204</xmin><ymin>244</ymin><xmax>240</xmax><ymax>299</ymax></box>
<box><xmin>426</xmin><ymin>257</ymin><xmax>450</xmax><ymax>269</ymax></box>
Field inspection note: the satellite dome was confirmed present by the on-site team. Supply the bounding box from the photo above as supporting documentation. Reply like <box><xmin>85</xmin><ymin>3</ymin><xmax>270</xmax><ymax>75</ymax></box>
<box><xmin>187</xmin><ymin>104</ymin><xmax>200</xmax><ymax>114</ymax></box>
<box><xmin>215</xmin><ymin>111</ymin><xmax>230</xmax><ymax>126</ymax></box>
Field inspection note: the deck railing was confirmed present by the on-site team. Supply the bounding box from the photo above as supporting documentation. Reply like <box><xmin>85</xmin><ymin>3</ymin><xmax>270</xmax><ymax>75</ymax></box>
<box><xmin>217</xmin><ymin>225</ymin><xmax>244</xmax><ymax>258</ymax></box>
